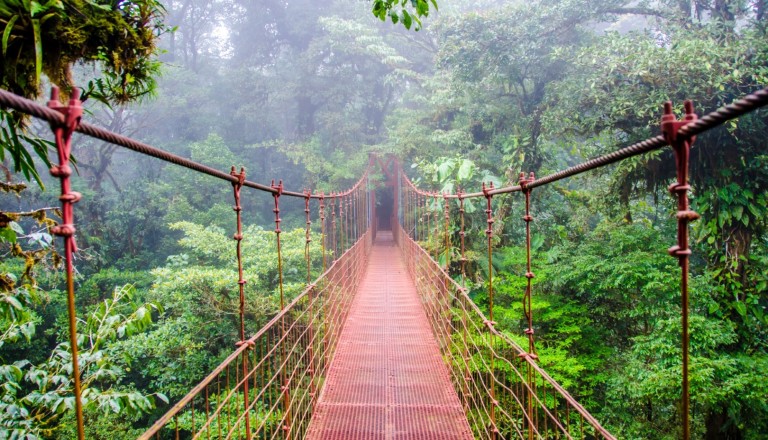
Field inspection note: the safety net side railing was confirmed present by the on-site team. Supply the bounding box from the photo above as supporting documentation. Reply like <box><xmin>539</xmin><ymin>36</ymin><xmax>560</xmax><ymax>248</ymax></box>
<box><xmin>0</xmin><ymin>87</ymin><xmax>376</xmax><ymax>440</ymax></box>
<box><xmin>392</xmin><ymin>87</ymin><xmax>768</xmax><ymax>440</ymax></box>
<box><xmin>393</xmin><ymin>190</ymin><xmax>614</xmax><ymax>440</ymax></box>
<box><xmin>139</xmin><ymin>182</ymin><xmax>373</xmax><ymax>440</ymax></box>
<box><xmin>139</xmin><ymin>227</ymin><xmax>373</xmax><ymax>440</ymax></box>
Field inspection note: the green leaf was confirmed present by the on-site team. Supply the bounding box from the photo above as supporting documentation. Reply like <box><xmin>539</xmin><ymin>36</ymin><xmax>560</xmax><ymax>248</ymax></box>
<box><xmin>416</xmin><ymin>0</ymin><xmax>429</xmax><ymax>16</ymax></box>
<box><xmin>0</xmin><ymin>227</ymin><xmax>17</xmax><ymax>243</ymax></box>
<box><xmin>9</xmin><ymin>221</ymin><xmax>24</xmax><ymax>235</ymax></box>
<box><xmin>32</xmin><ymin>18</ymin><xmax>42</xmax><ymax>84</ymax></box>
<box><xmin>457</xmin><ymin>159</ymin><xmax>474</xmax><ymax>182</ymax></box>
<box><xmin>402</xmin><ymin>10</ymin><xmax>412</xmax><ymax>30</ymax></box>
<box><xmin>733</xmin><ymin>301</ymin><xmax>747</xmax><ymax>318</ymax></box>
<box><xmin>733</xmin><ymin>205</ymin><xmax>743</xmax><ymax>220</ymax></box>
<box><xmin>2</xmin><ymin>15</ymin><xmax>18</xmax><ymax>57</ymax></box>
<box><xmin>436</xmin><ymin>159</ymin><xmax>453</xmax><ymax>182</ymax></box>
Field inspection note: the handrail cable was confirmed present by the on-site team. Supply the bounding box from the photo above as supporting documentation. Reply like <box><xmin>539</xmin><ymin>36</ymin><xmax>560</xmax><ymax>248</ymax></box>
<box><xmin>396</xmin><ymin>87</ymin><xmax>767</xmax><ymax>198</ymax></box>
<box><xmin>0</xmin><ymin>88</ymin><xmax>365</xmax><ymax>199</ymax></box>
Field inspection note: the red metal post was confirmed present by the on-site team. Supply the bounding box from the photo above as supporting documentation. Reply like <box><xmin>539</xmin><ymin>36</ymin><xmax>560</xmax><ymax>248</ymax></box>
<box><xmin>519</xmin><ymin>172</ymin><xmax>539</xmax><ymax>359</ymax></box>
<box><xmin>271</xmin><ymin>180</ymin><xmax>291</xmax><ymax>438</ymax></box>
<box><xmin>230</xmin><ymin>166</ymin><xmax>252</xmax><ymax>439</ymax></box>
<box><xmin>482</xmin><ymin>182</ymin><xmax>498</xmax><ymax>439</ymax></box>
<box><xmin>47</xmin><ymin>87</ymin><xmax>85</xmax><ymax>440</ymax></box>
<box><xmin>458</xmin><ymin>191</ymin><xmax>470</xmax><ymax>413</ymax></box>
<box><xmin>319</xmin><ymin>193</ymin><xmax>327</xmax><ymax>272</ymax></box>
<box><xmin>330</xmin><ymin>195</ymin><xmax>337</xmax><ymax>261</ymax></box>
<box><xmin>443</xmin><ymin>193</ymin><xmax>450</xmax><ymax>269</ymax></box>
<box><xmin>661</xmin><ymin>101</ymin><xmax>699</xmax><ymax>440</ymax></box>
<box><xmin>304</xmin><ymin>191</ymin><xmax>316</xmax><ymax>400</ymax></box>
<box><xmin>518</xmin><ymin>172</ymin><xmax>538</xmax><ymax>440</ymax></box>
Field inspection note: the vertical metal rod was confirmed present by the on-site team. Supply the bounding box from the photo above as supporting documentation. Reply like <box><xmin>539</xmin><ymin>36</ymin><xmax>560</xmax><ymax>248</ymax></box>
<box><xmin>304</xmin><ymin>192</ymin><xmax>312</xmax><ymax>284</ymax></box>
<box><xmin>47</xmin><ymin>87</ymin><xmax>85</xmax><ymax>440</ymax></box>
<box><xmin>458</xmin><ymin>193</ymin><xmax>470</xmax><ymax>414</ymax></box>
<box><xmin>432</xmin><ymin>193</ymin><xmax>439</xmax><ymax>262</ymax></box>
<box><xmin>331</xmin><ymin>196</ymin><xmax>337</xmax><ymax>261</ymax></box>
<box><xmin>304</xmin><ymin>192</ymin><xmax>316</xmax><ymax>400</ymax></box>
<box><xmin>444</xmin><ymin>194</ymin><xmax>450</xmax><ymax>269</ymax></box>
<box><xmin>319</xmin><ymin>193</ymin><xmax>326</xmax><ymax>272</ymax></box>
<box><xmin>661</xmin><ymin>100</ymin><xmax>699</xmax><ymax>440</ymax></box>
<box><xmin>230</xmin><ymin>167</ymin><xmax>251</xmax><ymax>439</ymax></box>
<box><xmin>271</xmin><ymin>180</ymin><xmax>291</xmax><ymax>438</ymax></box>
<box><xmin>482</xmin><ymin>182</ymin><xmax>497</xmax><ymax>439</ymax></box>
<box><xmin>519</xmin><ymin>172</ymin><xmax>538</xmax><ymax>440</ymax></box>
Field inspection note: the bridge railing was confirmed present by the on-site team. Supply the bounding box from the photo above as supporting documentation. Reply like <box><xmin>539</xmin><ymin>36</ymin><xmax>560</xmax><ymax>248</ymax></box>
<box><xmin>2</xmin><ymin>83</ymin><xmax>766</xmax><ymax>440</ymax></box>
<box><xmin>0</xmin><ymin>87</ymin><xmax>376</xmax><ymax>440</ymax></box>
<box><xmin>393</xmin><ymin>88</ymin><xmax>768</xmax><ymax>439</ymax></box>
<box><xmin>394</xmin><ymin>222</ymin><xmax>614</xmax><ymax>440</ymax></box>
<box><xmin>139</xmin><ymin>230</ymin><xmax>372</xmax><ymax>439</ymax></box>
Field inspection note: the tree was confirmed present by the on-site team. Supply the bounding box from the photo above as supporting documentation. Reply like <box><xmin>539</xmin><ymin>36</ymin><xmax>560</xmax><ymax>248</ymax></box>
<box><xmin>372</xmin><ymin>0</ymin><xmax>438</xmax><ymax>31</ymax></box>
<box><xmin>0</xmin><ymin>0</ymin><xmax>167</xmax><ymax>186</ymax></box>
<box><xmin>542</xmin><ymin>13</ymin><xmax>768</xmax><ymax>346</ymax></box>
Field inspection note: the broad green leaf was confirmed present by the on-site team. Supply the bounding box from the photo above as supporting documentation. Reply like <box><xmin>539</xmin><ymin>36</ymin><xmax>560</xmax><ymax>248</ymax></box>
<box><xmin>436</xmin><ymin>160</ymin><xmax>453</xmax><ymax>182</ymax></box>
<box><xmin>457</xmin><ymin>159</ymin><xmax>474</xmax><ymax>182</ymax></box>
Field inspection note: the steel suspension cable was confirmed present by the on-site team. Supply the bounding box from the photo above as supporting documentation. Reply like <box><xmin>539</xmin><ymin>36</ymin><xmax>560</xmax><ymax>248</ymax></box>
<box><xmin>391</xmin><ymin>90</ymin><xmax>768</xmax><ymax>439</ymax></box>
<box><xmin>394</xmin><ymin>87</ymin><xmax>768</xmax><ymax>199</ymax></box>
<box><xmin>0</xmin><ymin>88</ymin><xmax>366</xmax><ymax>200</ymax></box>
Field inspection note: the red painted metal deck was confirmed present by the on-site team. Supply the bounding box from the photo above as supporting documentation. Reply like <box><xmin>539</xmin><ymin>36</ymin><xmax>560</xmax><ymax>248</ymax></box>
<box><xmin>307</xmin><ymin>231</ymin><xmax>473</xmax><ymax>439</ymax></box>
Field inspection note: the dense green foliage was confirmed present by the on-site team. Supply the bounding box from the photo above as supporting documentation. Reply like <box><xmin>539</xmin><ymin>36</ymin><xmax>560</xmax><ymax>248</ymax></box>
<box><xmin>0</xmin><ymin>0</ymin><xmax>166</xmax><ymax>187</ymax></box>
<box><xmin>1</xmin><ymin>0</ymin><xmax>767</xmax><ymax>438</ymax></box>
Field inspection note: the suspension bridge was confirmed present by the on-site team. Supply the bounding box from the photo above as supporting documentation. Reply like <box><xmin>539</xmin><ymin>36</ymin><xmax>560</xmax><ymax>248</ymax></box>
<box><xmin>1</xmin><ymin>86</ymin><xmax>767</xmax><ymax>440</ymax></box>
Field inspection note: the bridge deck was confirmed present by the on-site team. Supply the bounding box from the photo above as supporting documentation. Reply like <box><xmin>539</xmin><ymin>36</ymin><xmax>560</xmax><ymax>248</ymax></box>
<box><xmin>307</xmin><ymin>231</ymin><xmax>473</xmax><ymax>439</ymax></box>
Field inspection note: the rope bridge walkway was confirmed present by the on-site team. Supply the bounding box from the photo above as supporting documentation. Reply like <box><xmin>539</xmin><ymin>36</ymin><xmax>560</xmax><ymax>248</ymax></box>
<box><xmin>0</xmin><ymin>86</ymin><xmax>766</xmax><ymax>440</ymax></box>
